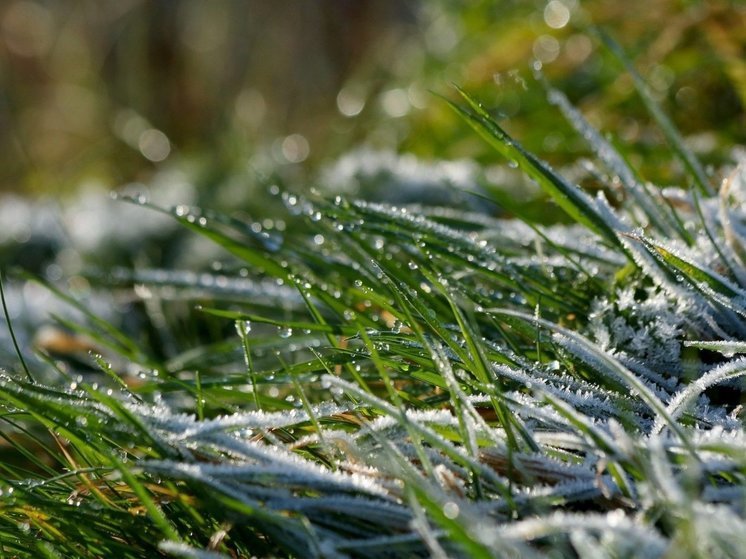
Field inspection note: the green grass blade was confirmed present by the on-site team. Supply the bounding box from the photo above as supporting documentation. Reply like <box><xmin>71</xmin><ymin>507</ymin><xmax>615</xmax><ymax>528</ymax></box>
<box><xmin>485</xmin><ymin>308</ymin><xmax>696</xmax><ymax>456</ymax></box>
<box><xmin>543</xmin><ymin>79</ymin><xmax>688</xmax><ymax>241</ymax></box>
<box><xmin>445</xmin><ymin>87</ymin><xmax>624</xmax><ymax>251</ymax></box>
<box><xmin>597</xmin><ymin>29</ymin><xmax>714</xmax><ymax>196</ymax></box>
<box><xmin>684</xmin><ymin>340</ymin><xmax>746</xmax><ymax>355</ymax></box>
<box><xmin>628</xmin><ymin>233</ymin><xmax>746</xmax><ymax>317</ymax></box>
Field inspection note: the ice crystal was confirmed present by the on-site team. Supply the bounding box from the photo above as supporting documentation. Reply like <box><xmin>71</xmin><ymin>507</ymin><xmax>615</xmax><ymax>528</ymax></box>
<box><xmin>588</xmin><ymin>284</ymin><xmax>687</xmax><ymax>375</ymax></box>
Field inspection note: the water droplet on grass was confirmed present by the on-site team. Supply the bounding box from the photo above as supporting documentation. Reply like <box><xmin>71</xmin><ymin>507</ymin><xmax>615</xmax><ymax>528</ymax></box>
<box><xmin>173</xmin><ymin>205</ymin><xmax>189</xmax><ymax>217</ymax></box>
<box><xmin>443</xmin><ymin>501</ymin><xmax>460</xmax><ymax>519</ymax></box>
<box><xmin>236</xmin><ymin>320</ymin><xmax>252</xmax><ymax>336</ymax></box>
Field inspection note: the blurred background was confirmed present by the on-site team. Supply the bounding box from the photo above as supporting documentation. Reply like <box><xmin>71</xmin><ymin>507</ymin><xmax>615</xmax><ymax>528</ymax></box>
<box><xmin>1</xmin><ymin>0</ymin><xmax>745</xmax><ymax>200</ymax></box>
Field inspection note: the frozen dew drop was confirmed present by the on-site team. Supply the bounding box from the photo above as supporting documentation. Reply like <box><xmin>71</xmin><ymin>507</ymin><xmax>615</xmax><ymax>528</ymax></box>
<box><xmin>236</xmin><ymin>320</ymin><xmax>252</xmax><ymax>336</ymax></box>
<box><xmin>443</xmin><ymin>501</ymin><xmax>460</xmax><ymax>519</ymax></box>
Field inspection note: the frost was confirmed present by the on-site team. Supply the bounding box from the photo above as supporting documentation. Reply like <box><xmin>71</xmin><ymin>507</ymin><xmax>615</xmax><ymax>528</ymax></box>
<box><xmin>685</xmin><ymin>340</ymin><xmax>746</xmax><ymax>355</ymax></box>
<box><xmin>588</xmin><ymin>284</ymin><xmax>687</xmax><ymax>375</ymax></box>
<box><xmin>158</xmin><ymin>541</ymin><xmax>230</xmax><ymax>559</ymax></box>
<box><xmin>11</xmin><ymin>82</ymin><xmax>746</xmax><ymax>558</ymax></box>
<box><xmin>495</xmin><ymin>511</ymin><xmax>667</xmax><ymax>557</ymax></box>
<box><xmin>111</xmin><ymin>268</ymin><xmax>303</xmax><ymax>304</ymax></box>
<box><xmin>653</xmin><ymin>357</ymin><xmax>746</xmax><ymax>433</ymax></box>
<box><xmin>144</xmin><ymin>459</ymin><xmax>388</xmax><ymax>497</ymax></box>
<box><xmin>319</xmin><ymin>147</ymin><xmax>484</xmax><ymax>208</ymax></box>
<box><xmin>548</xmin><ymin>86</ymin><xmax>677</xmax><ymax>238</ymax></box>
<box><xmin>137</xmin><ymin>402</ymin><xmax>350</xmax><ymax>440</ymax></box>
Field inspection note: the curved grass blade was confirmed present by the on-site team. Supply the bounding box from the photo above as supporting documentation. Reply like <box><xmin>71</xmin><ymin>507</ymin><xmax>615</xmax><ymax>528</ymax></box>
<box><xmin>444</xmin><ymin>86</ymin><xmax>624</xmax><ymax>252</ymax></box>
<box><xmin>543</xmin><ymin>80</ymin><xmax>688</xmax><ymax>242</ymax></box>
<box><xmin>627</xmin><ymin>233</ymin><xmax>746</xmax><ymax>318</ymax></box>
<box><xmin>653</xmin><ymin>357</ymin><xmax>746</xmax><ymax>433</ymax></box>
<box><xmin>325</xmin><ymin>374</ymin><xmax>514</xmax><ymax>499</ymax></box>
<box><xmin>485</xmin><ymin>308</ymin><xmax>696</xmax><ymax>455</ymax></box>
<box><xmin>684</xmin><ymin>340</ymin><xmax>746</xmax><ymax>355</ymax></box>
<box><xmin>597</xmin><ymin>28</ymin><xmax>714</xmax><ymax>196</ymax></box>
<box><xmin>198</xmin><ymin>307</ymin><xmax>356</xmax><ymax>337</ymax></box>
<box><xmin>118</xmin><ymin>197</ymin><xmax>292</xmax><ymax>281</ymax></box>
<box><xmin>21</xmin><ymin>272</ymin><xmax>152</xmax><ymax>368</ymax></box>
<box><xmin>0</xmin><ymin>273</ymin><xmax>33</xmax><ymax>381</ymax></box>
<box><xmin>691</xmin><ymin>189</ymin><xmax>742</xmax><ymax>283</ymax></box>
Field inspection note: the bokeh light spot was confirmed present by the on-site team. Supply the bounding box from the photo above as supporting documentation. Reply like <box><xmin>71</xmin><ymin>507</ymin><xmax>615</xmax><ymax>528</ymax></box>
<box><xmin>380</xmin><ymin>88</ymin><xmax>410</xmax><ymax>118</ymax></box>
<box><xmin>281</xmin><ymin>134</ymin><xmax>310</xmax><ymax>163</ymax></box>
<box><xmin>544</xmin><ymin>1</ymin><xmax>570</xmax><ymax>29</ymax></box>
<box><xmin>336</xmin><ymin>87</ymin><xmax>365</xmax><ymax>117</ymax></box>
<box><xmin>138</xmin><ymin>129</ymin><xmax>171</xmax><ymax>162</ymax></box>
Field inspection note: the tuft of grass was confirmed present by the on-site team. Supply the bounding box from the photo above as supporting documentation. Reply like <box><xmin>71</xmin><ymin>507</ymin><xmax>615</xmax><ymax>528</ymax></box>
<box><xmin>4</xmin><ymin>41</ymin><xmax>746</xmax><ymax>558</ymax></box>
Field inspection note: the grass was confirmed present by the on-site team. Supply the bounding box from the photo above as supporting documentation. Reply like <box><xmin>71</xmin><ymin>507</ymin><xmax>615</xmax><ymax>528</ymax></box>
<box><xmin>3</xmin><ymin>40</ymin><xmax>746</xmax><ymax>558</ymax></box>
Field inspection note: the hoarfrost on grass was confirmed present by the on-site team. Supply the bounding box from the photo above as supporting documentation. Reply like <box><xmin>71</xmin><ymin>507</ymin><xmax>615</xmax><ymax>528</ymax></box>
<box><xmin>320</xmin><ymin>148</ymin><xmax>485</xmax><ymax>207</ymax></box>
